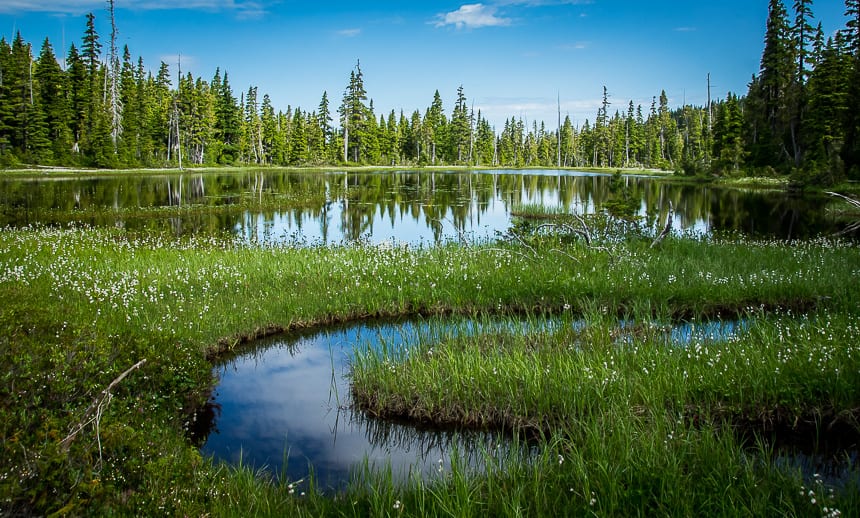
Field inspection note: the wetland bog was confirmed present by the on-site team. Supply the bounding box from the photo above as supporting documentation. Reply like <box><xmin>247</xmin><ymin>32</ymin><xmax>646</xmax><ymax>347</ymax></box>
<box><xmin>1</xmin><ymin>168</ymin><xmax>859</xmax><ymax>516</ymax></box>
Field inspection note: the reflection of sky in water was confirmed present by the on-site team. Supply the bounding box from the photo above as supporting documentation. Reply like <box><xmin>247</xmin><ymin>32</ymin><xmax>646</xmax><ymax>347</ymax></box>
<box><xmin>235</xmin><ymin>195</ymin><xmax>511</xmax><ymax>246</ymax></box>
<box><xmin>229</xmin><ymin>170</ymin><xmax>718</xmax><ymax>246</ymax></box>
<box><xmin>2</xmin><ymin>169</ymin><xmax>847</xmax><ymax>243</ymax></box>
<box><xmin>202</xmin><ymin>317</ymin><xmax>744</xmax><ymax>489</ymax></box>
<box><xmin>202</xmin><ymin>320</ymin><xmax>523</xmax><ymax>490</ymax></box>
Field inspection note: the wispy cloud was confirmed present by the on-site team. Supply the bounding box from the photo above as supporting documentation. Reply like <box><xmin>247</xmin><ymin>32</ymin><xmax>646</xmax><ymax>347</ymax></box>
<box><xmin>0</xmin><ymin>0</ymin><xmax>273</xmax><ymax>19</ymax></box>
<box><xmin>476</xmin><ymin>96</ymin><xmax>603</xmax><ymax>124</ymax></box>
<box><xmin>434</xmin><ymin>4</ymin><xmax>511</xmax><ymax>29</ymax></box>
<box><xmin>434</xmin><ymin>0</ymin><xmax>591</xmax><ymax>30</ymax></box>
<box><xmin>496</xmin><ymin>0</ymin><xmax>593</xmax><ymax>6</ymax></box>
<box><xmin>336</xmin><ymin>28</ymin><xmax>362</xmax><ymax>38</ymax></box>
<box><xmin>557</xmin><ymin>41</ymin><xmax>589</xmax><ymax>51</ymax></box>
<box><xmin>674</xmin><ymin>27</ymin><xmax>697</xmax><ymax>32</ymax></box>
<box><xmin>159</xmin><ymin>54</ymin><xmax>197</xmax><ymax>68</ymax></box>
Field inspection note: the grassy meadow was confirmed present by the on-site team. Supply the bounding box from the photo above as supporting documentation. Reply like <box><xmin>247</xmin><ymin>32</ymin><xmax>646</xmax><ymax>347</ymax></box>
<box><xmin>0</xmin><ymin>207</ymin><xmax>859</xmax><ymax>515</ymax></box>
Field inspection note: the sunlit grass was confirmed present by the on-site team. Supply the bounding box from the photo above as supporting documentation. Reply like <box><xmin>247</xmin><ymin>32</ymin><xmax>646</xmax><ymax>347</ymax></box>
<box><xmin>352</xmin><ymin>309</ymin><xmax>860</xmax><ymax>432</ymax></box>
<box><xmin>1</xmin><ymin>222</ymin><xmax>859</xmax><ymax>515</ymax></box>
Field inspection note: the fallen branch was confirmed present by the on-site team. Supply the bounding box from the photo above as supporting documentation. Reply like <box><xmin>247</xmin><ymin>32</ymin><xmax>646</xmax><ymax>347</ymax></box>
<box><xmin>826</xmin><ymin>192</ymin><xmax>860</xmax><ymax>236</ymax></box>
<box><xmin>60</xmin><ymin>359</ymin><xmax>147</xmax><ymax>455</ymax></box>
<box><xmin>826</xmin><ymin>191</ymin><xmax>860</xmax><ymax>210</ymax></box>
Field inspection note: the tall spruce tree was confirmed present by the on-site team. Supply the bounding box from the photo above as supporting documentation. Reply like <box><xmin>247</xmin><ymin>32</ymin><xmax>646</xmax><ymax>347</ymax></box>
<box><xmin>339</xmin><ymin>61</ymin><xmax>368</xmax><ymax>163</ymax></box>
<box><xmin>842</xmin><ymin>0</ymin><xmax>860</xmax><ymax>177</ymax></box>
<box><xmin>81</xmin><ymin>12</ymin><xmax>102</xmax><ymax>156</ymax></box>
<box><xmin>450</xmin><ymin>85</ymin><xmax>470</xmax><ymax>163</ymax></box>
<box><xmin>747</xmin><ymin>0</ymin><xmax>795</xmax><ymax>169</ymax></box>
<box><xmin>35</xmin><ymin>37</ymin><xmax>71</xmax><ymax>162</ymax></box>
<box><xmin>788</xmin><ymin>0</ymin><xmax>816</xmax><ymax>167</ymax></box>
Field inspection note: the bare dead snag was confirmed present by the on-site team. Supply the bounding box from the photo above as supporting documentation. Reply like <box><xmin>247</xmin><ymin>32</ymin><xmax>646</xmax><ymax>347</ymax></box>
<box><xmin>650</xmin><ymin>200</ymin><xmax>674</xmax><ymax>249</ymax></box>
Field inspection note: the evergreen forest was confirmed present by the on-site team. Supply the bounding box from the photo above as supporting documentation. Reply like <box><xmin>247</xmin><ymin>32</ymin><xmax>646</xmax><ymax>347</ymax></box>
<box><xmin>0</xmin><ymin>0</ymin><xmax>858</xmax><ymax>187</ymax></box>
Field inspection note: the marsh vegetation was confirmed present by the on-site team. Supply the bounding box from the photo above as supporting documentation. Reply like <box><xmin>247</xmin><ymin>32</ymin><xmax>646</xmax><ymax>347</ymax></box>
<box><xmin>1</xmin><ymin>169</ymin><xmax>859</xmax><ymax>516</ymax></box>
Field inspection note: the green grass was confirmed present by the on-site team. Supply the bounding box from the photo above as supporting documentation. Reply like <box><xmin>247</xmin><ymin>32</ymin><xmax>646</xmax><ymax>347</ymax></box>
<box><xmin>508</xmin><ymin>202</ymin><xmax>572</xmax><ymax>219</ymax></box>
<box><xmin>352</xmin><ymin>309</ymin><xmax>860</xmax><ymax>432</ymax></box>
<box><xmin>1</xmin><ymin>222</ymin><xmax>859</xmax><ymax>515</ymax></box>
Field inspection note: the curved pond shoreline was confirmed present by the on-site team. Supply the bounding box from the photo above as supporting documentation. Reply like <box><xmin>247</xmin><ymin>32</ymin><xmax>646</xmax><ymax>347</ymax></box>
<box><xmin>201</xmin><ymin>314</ymin><xmax>827</xmax><ymax>489</ymax></box>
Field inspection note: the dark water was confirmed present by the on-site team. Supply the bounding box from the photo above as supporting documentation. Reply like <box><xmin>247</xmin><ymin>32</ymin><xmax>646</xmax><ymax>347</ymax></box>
<box><xmin>1</xmin><ymin>169</ymin><xmax>853</xmax><ymax>244</ymax></box>
<box><xmin>196</xmin><ymin>317</ymin><xmax>748</xmax><ymax>489</ymax></box>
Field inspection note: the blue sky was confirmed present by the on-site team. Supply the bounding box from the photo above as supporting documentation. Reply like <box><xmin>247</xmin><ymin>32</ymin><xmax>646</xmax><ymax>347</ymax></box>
<box><xmin>0</xmin><ymin>1</ymin><xmax>850</xmax><ymax>129</ymax></box>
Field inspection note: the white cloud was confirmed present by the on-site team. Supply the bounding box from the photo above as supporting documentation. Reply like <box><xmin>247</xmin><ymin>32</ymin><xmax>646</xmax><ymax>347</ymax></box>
<box><xmin>0</xmin><ymin>0</ymin><xmax>272</xmax><ymax>18</ymax></box>
<box><xmin>557</xmin><ymin>41</ymin><xmax>589</xmax><ymax>51</ymax></box>
<box><xmin>674</xmin><ymin>27</ymin><xmax>697</xmax><ymax>32</ymax></box>
<box><xmin>336</xmin><ymin>28</ymin><xmax>362</xmax><ymax>38</ymax></box>
<box><xmin>496</xmin><ymin>0</ymin><xmax>592</xmax><ymax>6</ymax></box>
<box><xmin>159</xmin><ymin>54</ymin><xmax>196</xmax><ymax>69</ymax></box>
<box><xmin>434</xmin><ymin>4</ymin><xmax>511</xmax><ymax>29</ymax></box>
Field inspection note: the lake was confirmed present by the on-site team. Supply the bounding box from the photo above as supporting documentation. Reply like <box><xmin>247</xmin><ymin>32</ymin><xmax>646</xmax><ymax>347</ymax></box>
<box><xmin>1</xmin><ymin>169</ymin><xmax>852</xmax><ymax>244</ymax></box>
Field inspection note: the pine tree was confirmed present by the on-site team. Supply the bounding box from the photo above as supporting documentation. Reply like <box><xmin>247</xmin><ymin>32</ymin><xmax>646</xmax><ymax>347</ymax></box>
<box><xmin>804</xmin><ymin>34</ymin><xmax>851</xmax><ymax>184</ymax></box>
<box><xmin>0</xmin><ymin>38</ymin><xmax>13</xmax><ymax>159</ymax></box>
<box><xmin>317</xmin><ymin>91</ymin><xmax>332</xmax><ymax>159</ymax></box>
<box><xmin>788</xmin><ymin>0</ymin><xmax>816</xmax><ymax>167</ymax></box>
<box><xmin>65</xmin><ymin>44</ymin><xmax>86</xmax><ymax>156</ymax></box>
<box><xmin>7</xmin><ymin>33</ymin><xmax>50</xmax><ymax>161</ymax></box>
<box><xmin>289</xmin><ymin>107</ymin><xmax>307</xmax><ymax>165</ymax></box>
<box><xmin>450</xmin><ymin>85</ymin><xmax>470</xmax><ymax>162</ymax></box>
<box><xmin>35</xmin><ymin>37</ymin><xmax>71</xmax><ymax>162</ymax></box>
<box><xmin>425</xmin><ymin>90</ymin><xmax>445</xmax><ymax>164</ymax></box>
<box><xmin>119</xmin><ymin>46</ymin><xmax>140</xmax><ymax>164</ymax></box>
<box><xmin>107</xmin><ymin>0</ymin><xmax>122</xmax><ymax>152</ymax></box>
<box><xmin>214</xmin><ymin>70</ymin><xmax>241</xmax><ymax>164</ymax></box>
<box><xmin>338</xmin><ymin>61</ymin><xmax>368</xmax><ymax>162</ymax></box>
<box><xmin>362</xmin><ymin>100</ymin><xmax>380</xmax><ymax>163</ymax></box>
<box><xmin>81</xmin><ymin>12</ymin><xmax>102</xmax><ymax>155</ymax></box>
<box><xmin>746</xmin><ymin>0</ymin><xmax>794</xmax><ymax>170</ymax></box>
<box><xmin>712</xmin><ymin>93</ymin><xmax>745</xmax><ymax>174</ymax></box>
<box><xmin>260</xmin><ymin>94</ymin><xmax>282</xmax><ymax>164</ymax></box>
<box><xmin>841</xmin><ymin>0</ymin><xmax>860</xmax><ymax>178</ymax></box>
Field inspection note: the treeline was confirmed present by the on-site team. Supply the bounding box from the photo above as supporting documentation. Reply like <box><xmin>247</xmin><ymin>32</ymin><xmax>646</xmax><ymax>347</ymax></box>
<box><xmin>0</xmin><ymin>1</ymin><xmax>857</xmax><ymax>186</ymax></box>
<box><xmin>738</xmin><ymin>0</ymin><xmax>860</xmax><ymax>185</ymax></box>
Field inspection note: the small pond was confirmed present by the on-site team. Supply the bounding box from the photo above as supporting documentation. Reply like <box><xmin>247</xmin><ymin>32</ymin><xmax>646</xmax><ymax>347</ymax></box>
<box><xmin>195</xmin><ymin>317</ymin><xmax>747</xmax><ymax>489</ymax></box>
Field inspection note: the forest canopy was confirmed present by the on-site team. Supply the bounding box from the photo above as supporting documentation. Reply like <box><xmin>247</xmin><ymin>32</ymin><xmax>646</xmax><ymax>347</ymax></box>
<box><xmin>0</xmin><ymin>0</ymin><xmax>857</xmax><ymax>186</ymax></box>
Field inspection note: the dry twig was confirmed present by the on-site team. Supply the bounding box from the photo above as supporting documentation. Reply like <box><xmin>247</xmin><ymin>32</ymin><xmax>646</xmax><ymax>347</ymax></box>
<box><xmin>60</xmin><ymin>359</ymin><xmax>148</xmax><ymax>460</ymax></box>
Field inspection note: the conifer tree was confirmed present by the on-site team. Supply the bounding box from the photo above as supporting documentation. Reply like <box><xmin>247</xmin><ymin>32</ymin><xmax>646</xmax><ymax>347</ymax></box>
<box><xmin>842</xmin><ymin>0</ymin><xmax>860</xmax><ymax>177</ymax></box>
<box><xmin>804</xmin><ymin>34</ymin><xmax>851</xmax><ymax>184</ymax></box>
<box><xmin>0</xmin><ymin>39</ymin><xmax>13</xmax><ymax>159</ymax></box>
<box><xmin>81</xmin><ymin>12</ymin><xmax>102</xmax><ymax>154</ymax></box>
<box><xmin>746</xmin><ymin>0</ymin><xmax>794</xmax><ymax>169</ymax></box>
<box><xmin>214</xmin><ymin>71</ymin><xmax>241</xmax><ymax>164</ymax></box>
<box><xmin>35</xmin><ymin>37</ymin><xmax>71</xmax><ymax>162</ymax></box>
<box><xmin>712</xmin><ymin>93</ymin><xmax>745</xmax><ymax>174</ymax></box>
<box><xmin>424</xmin><ymin>90</ymin><xmax>445</xmax><ymax>164</ymax></box>
<box><xmin>339</xmin><ymin>61</ymin><xmax>368</xmax><ymax>162</ymax></box>
<box><xmin>450</xmin><ymin>85</ymin><xmax>470</xmax><ymax>162</ymax></box>
<box><xmin>317</xmin><ymin>91</ymin><xmax>332</xmax><ymax>159</ymax></box>
<box><xmin>289</xmin><ymin>107</ymin><xmax>307</xmax><ymax>165</ymax></box>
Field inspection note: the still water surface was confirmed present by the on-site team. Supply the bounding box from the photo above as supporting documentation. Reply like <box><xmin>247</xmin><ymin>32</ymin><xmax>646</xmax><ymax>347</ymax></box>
<box><xmin>1</xmin><ymin>169</ymin><xmax>850</xmax><ymax>244</ymax></box>
<box><xmin>198</xmin><ymin>317</ymin><xmax>744</xmax><ymax>489</ymax></box>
